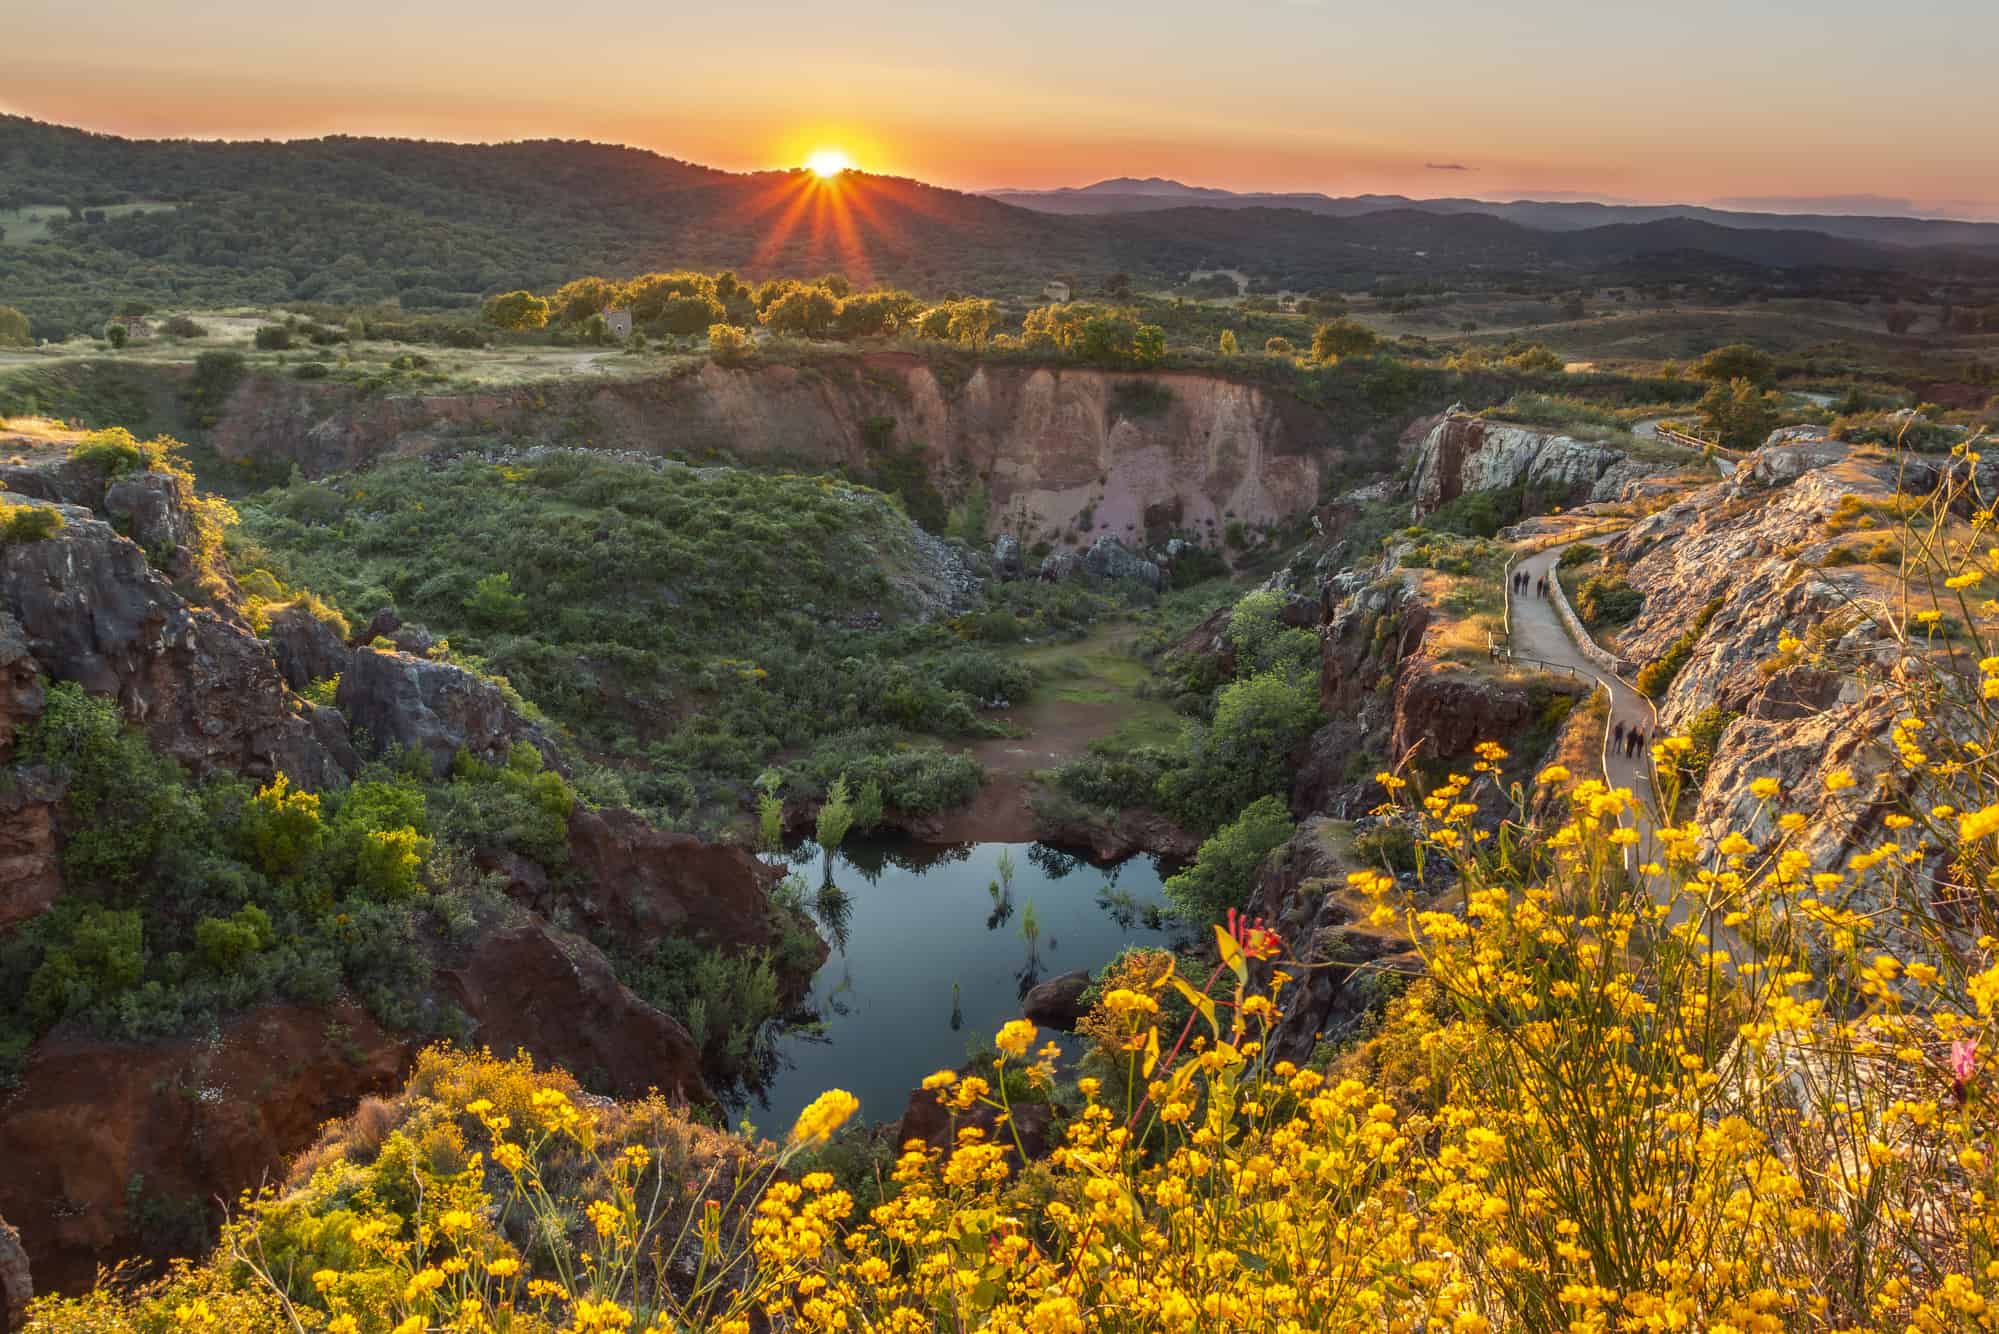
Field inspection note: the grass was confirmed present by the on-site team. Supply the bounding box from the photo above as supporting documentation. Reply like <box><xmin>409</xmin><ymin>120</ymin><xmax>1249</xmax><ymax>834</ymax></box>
<box><xmin>0</xmin><ymin>201</ymin><xmax>176</xmax><ymax>247</ymax></box>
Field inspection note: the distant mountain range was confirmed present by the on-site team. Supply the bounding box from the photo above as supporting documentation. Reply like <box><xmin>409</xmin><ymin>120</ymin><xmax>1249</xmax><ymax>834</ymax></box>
<box><xmin>983</xmin><ymin>178</ymin><xmax>1999</xmax><ymax>251</ymax></box>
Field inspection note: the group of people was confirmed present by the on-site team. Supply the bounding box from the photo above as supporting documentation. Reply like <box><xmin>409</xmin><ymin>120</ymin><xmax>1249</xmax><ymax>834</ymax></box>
<box><xmin>1611</xmin><ymin>719</ymin><xmax>1650</xmax><ymax>758</ymax></box>
<box><xmin>1511</xmin><ymin>570</ymin><xmax>1550</xmax><ymax>598</ymax></box>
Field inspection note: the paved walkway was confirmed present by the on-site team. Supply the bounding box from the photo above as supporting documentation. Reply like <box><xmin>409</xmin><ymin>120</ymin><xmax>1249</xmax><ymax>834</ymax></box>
<box><xmin>1509</xmin><ymin>545</ymin><xmax>1657</xmax><ymax>804</ymax></box>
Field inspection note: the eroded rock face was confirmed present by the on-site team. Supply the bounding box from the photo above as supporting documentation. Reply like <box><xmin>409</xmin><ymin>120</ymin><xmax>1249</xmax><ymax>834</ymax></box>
<box><xmin>560</xmin><ymin>807</ymin><xmax>796</xmax><ymax>956</ymax></box>
<box><xmin>0</xmin><ymin>777</ymin><xmax>62</xmax><ymax>931</ymax></box>
<box><xmin>0</xmin><ymin>501</ymin><xmax>346</xmax><ymax>789</ymax></box>
<box><xmin>337</xmin><ymin>647</ymin><xmax>559</xmax><ymax>778</ymax></box>
<box><xmin>445</xmin><ymin>923</ymin><xmax>710</xmax><ymax>1107</ymax></box>
<box><xmin>0</xmin><ymin>1001</ymin><xmax>410</xmax><ymax>1296</ymax></box>
<box><xmin>1409</xmin><ymin>414</ymin><xmax>1664</xmax><ymax>518</ymax></box>
<box><xmin>1080</xmin><ymin>535</ymin><xmax>1161</xmax><ymax>589</ymax></box>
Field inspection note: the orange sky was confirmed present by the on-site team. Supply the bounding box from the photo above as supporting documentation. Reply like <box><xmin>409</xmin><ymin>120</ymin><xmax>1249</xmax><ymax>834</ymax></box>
<box><xmin>8</xmin><ymin>0</ymin><xmax>1998</xmax><ymax>217</ymax></box>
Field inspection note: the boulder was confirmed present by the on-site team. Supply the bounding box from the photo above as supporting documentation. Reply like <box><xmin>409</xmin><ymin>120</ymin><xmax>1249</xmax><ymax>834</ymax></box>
<box><xmin>336</xmin><ymin>647</ymin><xmax>559</xmax><ymax>778</ymax></box>
<box><xmin>266</xmin><ymin>604</ymin><xmax>351</xmax><ymax>692</ymax></box>
<box><xmin>1021</xmin><ymin>969</ymin><xmax>1093</xmax><ymax>1031</ymax></box>
<box><xmin>101</xmin><ymin>472</ymin><xmax>195</xmax><ymax>567</ymax></box>
<box><xmin>388</xmin><ymin>622</ymin><xmax>438</xmax><ymax>657</ymax></box>
<box><xmin>1039</xmin><ymin>552</ymin><xmax>1079</xmax><ymax>582</ymax></box>
<box><xmin>1740</xmin><ymin>437</ymin><xmax>1850</xmax><ymax>489</ymax></box>
<box><xmin>1081</xmin><ymin>535</ymin><xmax>1161</xmax><ymax>589</ymax></box>
<box><xmin>991</xmin><ymin>534</ymin><xmax>1023</xmax><ymax>581</ymax></box>
<box><xmin>1409</xmin><ymin>414</ymin><xmax>1663</xmax><ymax>517</ymax></box>
<box><xmin>353</xmin><ymin>606</ymin><xmax>403</xmax><ymax>647</ymax></box>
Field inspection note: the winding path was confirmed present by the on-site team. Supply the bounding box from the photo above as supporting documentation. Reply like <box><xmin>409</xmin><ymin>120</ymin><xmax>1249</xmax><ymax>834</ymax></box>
<box><xmin>1509</xmin><ymin>545</ymin><xmax>1657</xmax><ymax>803</ymax></box>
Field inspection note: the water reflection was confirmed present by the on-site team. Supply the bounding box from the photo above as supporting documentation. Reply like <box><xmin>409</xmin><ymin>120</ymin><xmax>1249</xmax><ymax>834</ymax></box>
<box><xmin>737</xmin><ymin>838</ymin><xmax>1179</xmax><ymax>1132</ymax></box>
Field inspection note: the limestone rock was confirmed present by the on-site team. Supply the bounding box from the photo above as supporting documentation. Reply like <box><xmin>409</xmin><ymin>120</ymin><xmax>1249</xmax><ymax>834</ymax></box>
<box><xmin>1409</xmin><ymin>414</ymin><xmax>1664</xmax><ymax>518</ymax></box>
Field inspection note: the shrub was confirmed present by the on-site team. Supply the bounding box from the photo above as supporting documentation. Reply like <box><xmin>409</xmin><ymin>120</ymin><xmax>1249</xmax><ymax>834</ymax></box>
<box><xmin>254</xmin><ymin>325</ymin><xmax>293</xmax><ymax>350</ymax></box>
<box><xmin>1574</xmin><ymin>573</ymin><xmax>1643</xmax><ymax>627</ymax></box>
<box><xmin>161</xmin><ymin>315</ymin><xmax>208</xmax><ymax>339</ymax></box>
<box><xmin>1163</xmin><ymin>794</ymin><xmax>1295</xmax><ymax>922</ymax></box>
<box><xmin>0</xmin><ymin>503</ymin><xmax>64</xmax><ymax>546</ymax></box>
<box><xmin>1635</xmin><ymin>596</ymin><xmax>1723</xmax><ymax>698</ymax></box>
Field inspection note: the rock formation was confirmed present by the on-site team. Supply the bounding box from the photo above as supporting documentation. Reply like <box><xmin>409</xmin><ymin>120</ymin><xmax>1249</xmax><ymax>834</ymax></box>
<box><xmin>1408</xmin><ymin>413</ymin><xmax>1668</xmax><ymax>518</ymax></box>
<box><xmin>0</xmin><ymin>1212</ymin><xmax>27</xmax><ymax>1334</ymax></box>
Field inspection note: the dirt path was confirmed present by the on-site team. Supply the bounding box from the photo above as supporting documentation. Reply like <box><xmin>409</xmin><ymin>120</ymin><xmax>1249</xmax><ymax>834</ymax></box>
<box><xmin>927</xmin><ymin>621</ymin><xmax>1183</xmax><ymax>845</ymax></box>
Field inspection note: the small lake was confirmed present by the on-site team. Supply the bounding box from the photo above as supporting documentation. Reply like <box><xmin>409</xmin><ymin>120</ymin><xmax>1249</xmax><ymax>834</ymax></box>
<box><xmin>738</xmin><ymin>838</ymin><xmax>1176</xmax><ymax>1133</ymax></box>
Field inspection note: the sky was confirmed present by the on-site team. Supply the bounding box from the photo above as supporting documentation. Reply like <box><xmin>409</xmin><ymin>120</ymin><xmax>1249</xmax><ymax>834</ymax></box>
<box><xmin>7</xmin><ymin>0</ymin><xmax>1998</xmax><ymax>218</ymax></box>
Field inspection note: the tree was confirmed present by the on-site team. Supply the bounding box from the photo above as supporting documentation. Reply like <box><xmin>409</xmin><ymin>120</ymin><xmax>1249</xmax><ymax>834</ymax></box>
<box><xmin>482</xmin><ymin>290</ymin><xmax>550</xmax><ymax>332</ymax></box>
<box><xmin>944</xmin><ymin>298</ymin><xmax>997</xmax><ymax>349</ymax></box>
<box><xmin>1218</xmin><ymin>329</ymin><xmax>1238</xmax><ymax>355</ymax></box>
<box><xmin>1263</xmin><ymin>336</ymin><xmax>1293</xmax><ymax>356</ymax></box>
<box><xmin>1692</xmin><ymin>342</ymin><xmax>1775</xmax><ymax>386</ymax></box>
<box><xmin>465</xmin><ymin>571</ymin><xmax>528</xmax><ymax>630</ymax></box>
<box><xmin>1311</xmin><ymin>317</ymin><xmax>1380</xmax><ymax>362</ymax></box>
<box><xmin>707</xmin><ymin>323</ymin><xmax>755</xmax><ymax>363</ymax></box>
<box><xmin>1077</xmin><ymin>312</ymin><xmax>1141</xmax><ymax>366</ymax></box>
<box><xmin>1131</xmin><ymin>324</ymin><xmax>1167</xmax><ymax>366</ymax></box>
<box><xmin>103</xmin><ymin>322</ymin><xmax>129</xmax><ymax>349</ymax></box>
<box><xmin>1102</xmin><ymin>272</ymin><xmax>1132</xmax><ymax>298</ymax></box>
<box><xmin>0</xmin><ymin>304</ymin><xmax>30</xmax><ymax>347</ymax></box>
<box><xmin>1697</xmin><ymin>376</ymin><xmax>1780</xmax><ymax>451</ymax></box>
<box><xmin>760</xmin><ymin>285</ymin><xmax>842</xmax><ymax>338</ymax></box>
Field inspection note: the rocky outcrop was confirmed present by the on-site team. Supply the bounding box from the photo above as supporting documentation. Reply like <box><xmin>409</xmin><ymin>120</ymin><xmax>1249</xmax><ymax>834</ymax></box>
<box><xmin>1080</xmin><ymin>536</ymin><xmax>1161</xmax><ymax>589</ymax></box>
<box><xmin>0</xmin><ymin>1213</ymin><xmax>27</xmax><ymax>1334</ymax></box>
<box><xmin>1409</xmin><ymin>414</ymin><xmax>1666</xmax><ymax>518</ymax></box>
<box><xmin>0</xmin><ymin>1000</ymin><xmax>410</xmax><ymax>1295</ymax></box>
<box><xmin>1387</xmin><ymin>660</ymin><xmax>1534</xmax><ymax>765</ymax></box>
<box><xmin>1249</xmin><ymin>818</ymin><xmax>1420</xmax><ymax>1064</ymax></box>
<box><xmin>0</xmin><ymin>500</ymin><xmax>347</xmax><ymax>789</ymax></box>
<box><xmin>1020</xmin><ymin>970</ymin><xmax>1093</xmax><ymax>1031</ymax></box>
<box><xmin>336</xmin><ymin>646</ymin><xmax>559</xmax><ymax>777</ymax></box>
<box><xmin>445</xmin><ymin>922</ymin><xmax>710</xmax><ymax>1107</ymax></box>
<box><xmin>266</xmin><ymin>604</ymin><xmax>351</xmax><ymax>692</ymax></box>
<box><xmin>991</xmin><ymin>534</ymin><xmax>1023</xmax><ymax>580</ymax></box>
<box><xmin>206</xmin><ymin>357</ymin><xmax>1390</xmax><ymax>540</ymax></box>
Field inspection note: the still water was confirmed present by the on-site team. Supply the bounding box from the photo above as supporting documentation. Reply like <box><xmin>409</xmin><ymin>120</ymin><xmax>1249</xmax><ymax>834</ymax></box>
<box><xmin>738</xmin><ymin>838</ymin><xmax>1175</xmax><ymax>1133</ymax></box>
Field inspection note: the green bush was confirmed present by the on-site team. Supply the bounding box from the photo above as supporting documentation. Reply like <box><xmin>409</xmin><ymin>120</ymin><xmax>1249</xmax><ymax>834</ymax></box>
<box><xmin>1156</xmin><ymin>670</ymin><xmax>1323</xmax><ymax>833</ymax></box>
<box><xmin>1575</xmin><ymin>574</ymin><xmax>1643</xmax><ymax>627</ymax></box>
<box><xmin>0</xmin><ymin>504</ymin><xmax>65</xmax><ymax>546</ymax></box>
<box><xmin>1164</xmin><ymin>795</ymin><xmax>1295</xmax><ymax>923</ymax></box>
<box><xmin>254</xmin><ymin>325</ymin><xmax>294</xmax><ymax>350</ymax></box>
<box><xmin>1635</xmin><ymin>597</ymin><xmax>1723</xmax><ymax>698</ymax></box>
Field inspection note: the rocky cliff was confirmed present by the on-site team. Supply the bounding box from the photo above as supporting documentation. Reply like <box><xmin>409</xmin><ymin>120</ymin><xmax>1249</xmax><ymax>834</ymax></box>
<box><xmin>0</xmin><ymin>449</ymin><xmax>814</xmax><ymax>1293</ymax></box>
<box><xmin>1408</xmin><ymin>412</ymin><xmax>1670</xmax><ymax>518</ymax></box>
<box><xmin>208</xmin><ymin>356</ymin><xmax>1376</xmax><ymax>540</ymax></box>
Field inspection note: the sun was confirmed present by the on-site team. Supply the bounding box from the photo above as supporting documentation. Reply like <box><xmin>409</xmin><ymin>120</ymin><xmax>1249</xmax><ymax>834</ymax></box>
<box><xmin>805</xmin><ymin>149</ymin><xmax>851</xmax><ymax>179</ymax></box>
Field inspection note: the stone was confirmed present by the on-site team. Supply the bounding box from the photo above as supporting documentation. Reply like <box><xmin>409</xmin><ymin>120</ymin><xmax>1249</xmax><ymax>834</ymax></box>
<box><xmin>354</xmin><ymin>606</ymin><xmax>402</xmax><ymax>646</ymax></box>
<box><xmin>0</xmin><ymin>1212</ymin><xmax>28</xmax><ymax>1334</ymax></box>
<box><xmin>1020</xmin><ymin>970</ymin><xmax>1093</xmax><ymax>1030</ymax></box>
<box><xmin>1039</xmin><ymin>552</ymin><xmax>1079</xmax><ymax>582</ymax></box>
<box><xmin>1080</xmin><ymin>535</ymin><xmax>1161</xmax><ymax>589</ymax></box>
<box><xmin>336</xmin><ymin>647</ymin><xmax>559</xmax><ymax>778</ymax></box>
<box><xmin>1409</xmin><ymin>413</ymin><xmax>1665</xmax><ymax>518</ymax></box>
<box><xmin>991</xmin><ymin>534</ymin><xmax>1023</xmax><ymax>580</ymax></box>
<box><xmin>101</xmin><ymin>472</ymin><xmax>195</xmax><ymax>568</ymax></box>
<box><xmin>0</xmin><ymin>776</ymin><xmax>62</xmax><ymax>932</ymax></box>
<box><xmin>0</xmin><ymin>613</ymin><xmax>44</xmax><ymax>763</ymax></box>
<box><xmin>266</xmin><ymin>604</ymin><xmax>351</xmax><ymax>692</ymax></box>
<box><xmin>0</xmin><ymin>503</ymin><xmax>347</xmax><ymax>789</ymax></box>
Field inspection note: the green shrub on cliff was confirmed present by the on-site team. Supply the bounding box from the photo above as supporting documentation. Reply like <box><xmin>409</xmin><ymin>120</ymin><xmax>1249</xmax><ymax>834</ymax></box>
<box><xmin>1163</xmin><ymin>794</ymin><xmax>1295</xmax><ymax>923</ymax></box>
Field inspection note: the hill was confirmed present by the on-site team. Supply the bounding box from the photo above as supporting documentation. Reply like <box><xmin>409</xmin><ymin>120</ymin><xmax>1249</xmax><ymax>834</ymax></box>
<box><xmin>4</xmin><ymin>117</ymin><xmax>1997</xmax><ymax>338</ymax></box>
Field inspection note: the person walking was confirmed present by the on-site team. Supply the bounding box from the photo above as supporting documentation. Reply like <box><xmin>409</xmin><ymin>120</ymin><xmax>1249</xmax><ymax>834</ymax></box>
<box><xmin>1612</xmin><ymin>719</ymin><xmax>1626</xmax><ymax>751</ymax></box>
